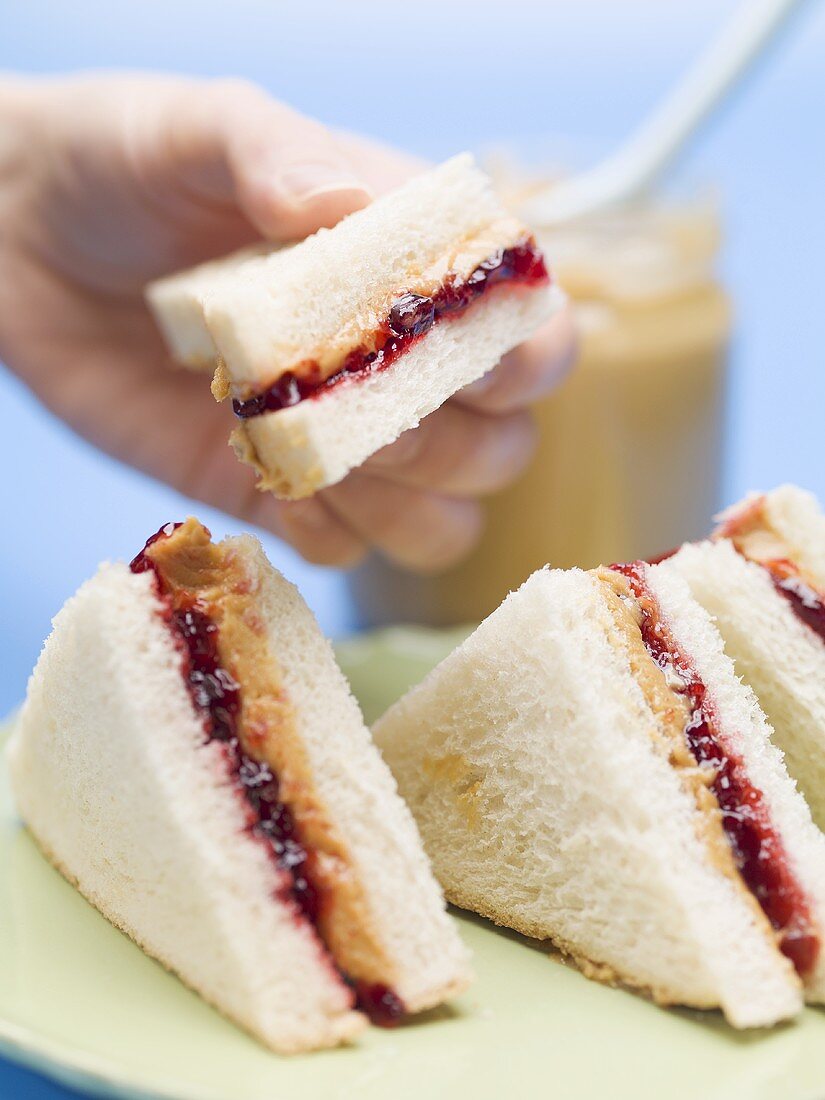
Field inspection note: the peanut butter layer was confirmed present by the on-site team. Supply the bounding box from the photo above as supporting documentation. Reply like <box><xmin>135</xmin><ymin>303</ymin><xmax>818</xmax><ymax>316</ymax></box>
<box><xmin>222</xmin><ymin>215</ymin><xmax>529</xmax><ymax>399</ymax></box>
<box><xmin>593</xmin><ymin>567</ymin><xmax>779</xmax><ymax>943</ymax></box>
<box><xmin>715</xmin><ymin>494</ymin><xmax>825</xmax><ymax>593</ymax></box>
<box><xmin>146</xmin><ymin>518</ymin><xmax>397</xmax><ymax>987</ymax></box>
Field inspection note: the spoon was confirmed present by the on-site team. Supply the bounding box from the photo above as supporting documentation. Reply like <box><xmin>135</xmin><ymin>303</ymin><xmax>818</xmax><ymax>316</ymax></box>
<box><xmin>520</xmin><ymin>0</ymin><xmax>809</xmax><ymax>226</ymax></box>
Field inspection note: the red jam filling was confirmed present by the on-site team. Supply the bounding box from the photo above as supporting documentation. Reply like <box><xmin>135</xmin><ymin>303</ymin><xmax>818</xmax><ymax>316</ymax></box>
<box><xmin>612</xmin><ymin>560</ymin><xmax>819</xmax><ymax>976</ymax></box>
<box><xmin>753</xmin><ymin>557</ymin><xmax>825</xmax><ymax>646</ymax></box>
<box><xmin>232</xmin><ymin>235</ymin><xmax>549</xmax><ymax>419</ymax></box>
<box><xmin>131</xmin><ymin>524</ymin><xmax>405</xmax><ymax>1025</ymax></box>
<box><xmin>353</xmin><ymin>983</ymin><xmax>406</xmax><ymax>1027</ymax></box>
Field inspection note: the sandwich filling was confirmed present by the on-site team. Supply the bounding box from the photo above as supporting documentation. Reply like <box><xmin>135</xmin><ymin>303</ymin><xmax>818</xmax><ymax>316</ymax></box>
<box><xmin>715</xmin><ymin>495</ymin><xmax>825</xmax><ymax>646</ymax></box>
<box><xmin>607</xmin><ymin>560</ymin><xmax>819</xmax><ymax>976</ymax></box>
<box><xmin>226</xmin><ymin>234</ymin><xmax>548</xmax><ymax>419</ymax></box>
<box><xmin>130</xmin><ymin>519</ymin><xmax>404</xmax><ymax>1026</ymax></box>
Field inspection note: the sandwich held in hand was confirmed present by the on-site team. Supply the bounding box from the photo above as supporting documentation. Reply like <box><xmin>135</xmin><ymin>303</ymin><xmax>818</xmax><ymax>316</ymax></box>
<box><xmin>8</xmin><ymin>519</ymin><xmax>470</xmax><ymax>1054</ymax></box>
<box><xmin>148</xmin><ymin>154</ymin><xmax>563</xmax><ymax>499</ymax></box>
<box><xmin>667</xmin><ymin>485</ymin><xmax>825</xmax><ymax>831</ymax></box>
<box><xmin>373</xmin><ymin>559</ymin><xmax>825</xmax><ymax>1027</ymax></box>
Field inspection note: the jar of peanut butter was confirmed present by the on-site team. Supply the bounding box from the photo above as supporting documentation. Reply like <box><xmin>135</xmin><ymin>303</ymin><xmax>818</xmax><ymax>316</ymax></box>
<box><xmin>348</xmin><ymin>195</ymin><xmax>731</xmax><ymax>627</ymax></box>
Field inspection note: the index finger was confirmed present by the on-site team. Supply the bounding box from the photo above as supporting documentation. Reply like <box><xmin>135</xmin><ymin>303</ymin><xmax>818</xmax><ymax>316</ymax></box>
<box><xmin>333</xmin><ymin>129</ymin><xmax>427</xmax><ymax>195</ymax></box>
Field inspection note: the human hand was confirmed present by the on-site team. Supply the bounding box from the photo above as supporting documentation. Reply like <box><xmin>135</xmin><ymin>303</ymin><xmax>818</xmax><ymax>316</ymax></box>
<box><xmin>0</xmin><ymin>73</ymin><xmax>575</xmax><ymax>571</ymax></box>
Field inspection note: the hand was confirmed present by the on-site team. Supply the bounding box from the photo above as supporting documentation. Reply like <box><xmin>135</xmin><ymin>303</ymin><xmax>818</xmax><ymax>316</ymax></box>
<box><xmin>0</xmin><ymin>74</ymin><xmax>575</xmax><ymax>572</ymax></box>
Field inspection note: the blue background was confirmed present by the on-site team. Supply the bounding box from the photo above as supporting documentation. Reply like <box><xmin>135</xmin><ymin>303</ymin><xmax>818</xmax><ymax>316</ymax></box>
<box><xmin>1</xmin><ymin>0</ymin><xmax>823</xmax><ymax>1095</ymax></box>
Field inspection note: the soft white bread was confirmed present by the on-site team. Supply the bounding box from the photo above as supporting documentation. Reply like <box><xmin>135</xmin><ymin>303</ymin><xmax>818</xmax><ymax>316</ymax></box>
<box><xmin>8</xmin><ymin>563</ymin><xmax>362</xmax><ymax>1054</ymax></box>
<box><xmin>373</xmin><ymin>567</ymin><xmax>802</xmax><ymax>1027</ymax></box>
<box><xmin>667</xmin><ymin>538</ymin><xmax>825</xmax><ymax>832</ymax></box>
<box><xmin>202</xmin><ymin>154</ymin><xmax>562</xmax><ymax>498</ymax></box>
<box><xmin>235</xmin><ymin>284</ymin><xmax>562</xmax><ymax>498</ymax></box>
<box><xmin>649</xmin><ymin>557</ymin><xmax>825</xmax><ymax>1004</ymax></box>
<box><xmin>9</xmin><ymin>543</ymin><xmax>470</xmax><ymax>1052</ymax></box>
<box><xmin>146</xmin><ymin>244</ymin><xmax>276</xmax><ymax>369</ymax></box>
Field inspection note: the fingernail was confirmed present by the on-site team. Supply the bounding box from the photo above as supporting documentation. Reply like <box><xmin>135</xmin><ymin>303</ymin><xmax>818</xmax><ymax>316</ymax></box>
<box><xmin>273</xmin><ymin>162</ymin><xmax>373</xmax><ymax>206</ymax></box>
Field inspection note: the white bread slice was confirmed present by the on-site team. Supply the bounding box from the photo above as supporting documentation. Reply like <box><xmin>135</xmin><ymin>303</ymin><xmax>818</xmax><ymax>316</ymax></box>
<box><xmin>667</xmin><ymin>538</ymin><xmax>825</xmax><ymax>831</ymax></box>
<box><xmin>8</xmin><ymin>540</ymin><xmax>470</xmax><ymax>1053</ymax></box>
<box><xmin>146</xmin><ymin>243</ymin><xmax>276</xmax><ymax>369</ymax></box>
<box><xmin>648</xmin><ymin>557</ymin><xmax>825</xmax><ymax>1004</ymax></box>
<box><xmin>373</xmin><ymin>567</ymin><xmax>803</xmax><ymax>1028</ymax></box>
<box><xmin>234</xmin><ymin>284</ymin><xmax>562</xmax><ymax>498</ymax></box>
<box><xmin>201</xmin><ymin>154</ymin><xmax>562</xmax><ymax>498</ymax></box>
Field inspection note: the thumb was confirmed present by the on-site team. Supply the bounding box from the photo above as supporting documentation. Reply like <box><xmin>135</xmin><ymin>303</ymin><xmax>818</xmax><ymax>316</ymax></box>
<box><xmin>204</xmin><ymin>80</ymin><xmax>374</xmax><ymax>240</ymax></box>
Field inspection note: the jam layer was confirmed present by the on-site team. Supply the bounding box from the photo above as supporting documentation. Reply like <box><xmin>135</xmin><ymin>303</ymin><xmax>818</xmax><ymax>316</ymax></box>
<box><xmin>753</xmin><ymin>557</ymin><xmax>825</xmax><ymax>647</ymax></box>
<box><xmin>232</xmin><ymin>235</ymin><xmax>549</xmax><ymax>419</ymax></box>
<box><xmin>612</xmin><ymin>560</ymin><xmax>819</xmax><ymax>976</ymax></box>
<box><xmin>131</xmin><ymin>523</ymin><xmax>404</xmax><ymax>1025</ymax></box>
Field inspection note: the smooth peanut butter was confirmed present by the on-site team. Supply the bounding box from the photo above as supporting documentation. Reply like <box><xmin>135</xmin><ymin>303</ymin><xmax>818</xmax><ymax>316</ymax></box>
<box><xmin>145</xmin><ymin>518</ymin><xmax>398</xmax><ymax>986</ymax></box>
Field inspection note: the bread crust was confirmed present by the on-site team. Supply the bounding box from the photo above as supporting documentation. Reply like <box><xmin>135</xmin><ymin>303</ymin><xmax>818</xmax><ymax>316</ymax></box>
<box><xmin>444</xmin><ymin>887</ymin><xmax>725</xmax><ymax>1011</ymax></box>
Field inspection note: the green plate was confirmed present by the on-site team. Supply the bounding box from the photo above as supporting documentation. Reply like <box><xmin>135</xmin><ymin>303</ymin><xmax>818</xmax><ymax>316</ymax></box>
<box><xmin>3</xmin><ymin>626</ymin><xmax>825</xmax><ymax>1100</ymax></box>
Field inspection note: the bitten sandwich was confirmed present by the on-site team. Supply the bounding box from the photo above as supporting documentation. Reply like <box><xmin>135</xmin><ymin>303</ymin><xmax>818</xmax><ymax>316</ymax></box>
<box><xmin>9</xmin><ymin>519</ymin><xmax>470</xmax><ymax>1054</ymax></box>
<box><xmin>667</xmin><ymin>485</ymin><xmax>825</xmax><ymax>831</ymax></box>
<box><xmin>373</xmin><ymin>559</ymin><xmax>825</xmax><ymax>1027</ymax></box>
<box><xmin>172</xmin><ymin>154</ymin><xmax>561</xmax><ymax>499</ymax></box>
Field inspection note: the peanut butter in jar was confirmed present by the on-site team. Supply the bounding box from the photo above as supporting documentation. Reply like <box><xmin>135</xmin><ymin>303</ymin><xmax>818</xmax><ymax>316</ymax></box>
<box><xmin>348</xmin><ymin>197</ymin><xmax>731</xmax><ymax>627</ymax></box>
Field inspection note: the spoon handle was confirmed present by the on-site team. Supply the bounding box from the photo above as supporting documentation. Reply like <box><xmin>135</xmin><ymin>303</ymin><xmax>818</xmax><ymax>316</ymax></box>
<box><xmin>523</xmin><ymin>0</ymin><xmax>808</xmax><ymax>226</ymax></box>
